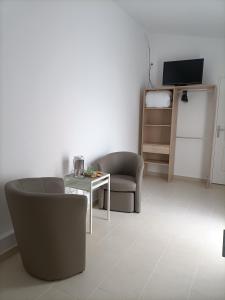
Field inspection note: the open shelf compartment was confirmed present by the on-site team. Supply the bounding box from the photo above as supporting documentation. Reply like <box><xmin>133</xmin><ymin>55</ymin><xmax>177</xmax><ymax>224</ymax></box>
<box><xmin>143</xmin><ymin>126</ymin><xmax>171</xmax><ymax>145</ymax></box>
<box><xmin>144</xmin><ymin>108</ymin><xmax>172</xmax><ymax>126</ymax></box>
<box><xmin>143</xmin><ymin>153</ymin><xmax>169</xmax><ymax>165</ymax></box>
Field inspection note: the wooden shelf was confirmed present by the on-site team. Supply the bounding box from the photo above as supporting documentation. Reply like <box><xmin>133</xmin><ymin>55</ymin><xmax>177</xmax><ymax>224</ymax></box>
<box><xmin>144</xmin><ymin>107</ymin><xmax>172</xmax><ymax>110</ymax></box>
<box><xmin>143</xmin><ymin>143</ymin><xmax>170</xmax><ymax>155</ymax></box>
<box><xmin>145</xmin><ymin>84</ymin><xmax>216</xmax><ymax>92</ymax></box>
<box><xmin>144</xmin><ymin>159</ymin><xmax>169</xmax><ymax>165</ymax></box>
<box><xmin>144</xmin><ymin>124</ymin><xmax>171</xmax><ymax>127</ymax></box>
<box><xmin>175</xmin><ymin>84</ymin><xmax>215</xmax><ymax>92</ymax></box>
<box><xmin>145</xmin><ymin>86</ymin><xmax>175</xmax><ymax>92</ymax></box>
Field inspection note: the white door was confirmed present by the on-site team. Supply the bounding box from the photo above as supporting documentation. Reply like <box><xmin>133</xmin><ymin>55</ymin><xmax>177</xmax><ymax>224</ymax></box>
<box><xmin>212</xmin><ymin>77</ymin><xmax>225</xmax><ymax>184</ymax></box>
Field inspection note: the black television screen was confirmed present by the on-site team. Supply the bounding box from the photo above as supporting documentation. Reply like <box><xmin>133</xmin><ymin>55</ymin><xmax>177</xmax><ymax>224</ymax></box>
<box><xmin>162</xmin><ymin>58</ymin><xmax>204</xmax><ymax>86</ymax></box>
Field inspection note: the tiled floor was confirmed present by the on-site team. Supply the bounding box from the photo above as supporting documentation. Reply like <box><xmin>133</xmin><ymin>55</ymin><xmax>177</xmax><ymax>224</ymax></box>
<box><xmin>0</xmin><ymin>176</ymin><xmax>225</xmax><ymax>300</ymax></box>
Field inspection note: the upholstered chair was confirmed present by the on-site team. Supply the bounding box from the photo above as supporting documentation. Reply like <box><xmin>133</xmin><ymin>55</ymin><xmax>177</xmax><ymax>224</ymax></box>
<box><xmin>96</xmin><ymin>152</ymin><xmax>144</xmax><ymax>213</ymax></box>
<box><xmin>5</xmin><ymin>177</ymin><xmax>87</xmax><ymax>281</ymax></box>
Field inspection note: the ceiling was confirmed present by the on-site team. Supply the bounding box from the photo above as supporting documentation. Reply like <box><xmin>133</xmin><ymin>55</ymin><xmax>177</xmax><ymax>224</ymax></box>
<box><xmin>115</xmin><ymin>0</ymin><xmax>225</xmax><ymax>38</ymax></box>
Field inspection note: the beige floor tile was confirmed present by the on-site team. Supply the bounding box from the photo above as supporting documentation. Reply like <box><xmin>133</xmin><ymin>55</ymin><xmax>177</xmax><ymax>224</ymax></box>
<box><xmin>88</xmin><ymin>288</ymin><xmax>123</xmax><ymax>300</ymax></box>
<box><xmin>99</xmin><ymin>234</ymin><xmax>170</xmax><ymax>300</ymax></box>
<box><xmin>189</xmin><ymin>255</ymin><xmax>225</xmax><ymax>300</ymax></box>
<box><xmin>139</xmin><ymin>242</ymin><xmax>201</xmax><ymax>299</ymax></box>
<box><xmin>55</xmin><ymin>249</ymin><xmax>119</xmax><ymax>299</ymax></box>
<box><xmin>36</xmin><ymin>287</ymin><xmax>77</xmax><ymax>300</ymax></box>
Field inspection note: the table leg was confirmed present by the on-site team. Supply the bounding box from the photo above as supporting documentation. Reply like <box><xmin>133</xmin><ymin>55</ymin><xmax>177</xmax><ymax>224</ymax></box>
<box><xmin>107</xmin><ymin>176</ymin><xmax>110</xmax><ymax>220</ymax></box>
<box><xmin>89</xmin><ymin>188</ymin><xmax>93</xmax><ymax>234</ymax></box>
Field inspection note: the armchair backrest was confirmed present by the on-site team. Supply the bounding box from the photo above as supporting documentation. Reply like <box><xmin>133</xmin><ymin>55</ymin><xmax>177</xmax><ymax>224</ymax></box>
<box><xmin>96</xmin><ymin>152</ymin><xmax>142</xmax><ymax>177</ymax></box>
<box><xmin>11</xmin><ymin>177</ymin><xmax>65</xmax><ymax>193</ymax></box>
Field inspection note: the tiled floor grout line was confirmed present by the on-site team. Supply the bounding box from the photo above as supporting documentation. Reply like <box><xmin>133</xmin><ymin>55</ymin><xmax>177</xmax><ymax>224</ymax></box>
<box><xmin>96</xmin><ymin>220</ymin><xmax>124</xmax><ymax>245</ymax></box>
<box><xmin>186</xmin><ymin>259</ymin><xmax>202</xmax><ymax>300</ymax></box>
<box><xmin>137</xmin><ymin>237</ymin><xmax>173</xmax><ymax>300</ymax></box>
<box><xmin>182</xmin><ymin>190</ymin><xmax>214</xmax><ymax>300</ymax></box>
<box><xmin>78</xmin><ymin>212</ymin><xmax>148</xmax><ymax>299</ymax></box>
<box><xmin>138</xmin><ymin>190</ymin><xmax>195</xmax><ymax>300</ymax></box>
<box><xmin>186</xmin><ymin>196</ymin><xmax>217</xmax><ymax>300</ymax></box>
<box><xmin>86</xmin><ymin>237</ymin><xmax>139</xmax><ymax>300</ymax></box>
<box><xmin>32</xmin><ymin>283</ymin><xmax>54</xmax><ymax>300</ymax></box>
<box><xmin>53</xmin><ymin>286</ymin><xmax>81</xmax><ymax>300</ymax></box>
<box><xmin>86</xmin><ymin>204</ymin><xmax>176</xmax><ymax>299</ymax></box>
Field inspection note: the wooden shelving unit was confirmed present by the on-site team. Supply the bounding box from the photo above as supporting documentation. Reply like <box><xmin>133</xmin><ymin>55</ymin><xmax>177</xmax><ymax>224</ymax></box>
<box><xmin>141</xmin><ymin>86</ymin><xmax>178</xmax><ymax>181</ymax></box>
<box><xmin>140</xmin><ymin>84</ymin><xmax>216</xmax><ymax>182</ymax></box>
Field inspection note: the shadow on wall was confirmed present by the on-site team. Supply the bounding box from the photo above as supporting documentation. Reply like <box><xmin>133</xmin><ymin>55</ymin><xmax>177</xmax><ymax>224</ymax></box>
<box><xmin>202</xmin><ymin>91</ymin><xmax>216</xmax><ymax>180</ymax></box>
<box><xmin>139</xmin><ymin>88</ymin><xmax>145</xmax><ymax>154</ymax></box>
<box><xmin>62</xmin><ymin>156</ymin><xmax>70</xmax><ymax>175</ymax></box>
<box><xmin>0</xmin><ymin>187</ymin><xmax>13</xmax><ymax>234</ymax></box>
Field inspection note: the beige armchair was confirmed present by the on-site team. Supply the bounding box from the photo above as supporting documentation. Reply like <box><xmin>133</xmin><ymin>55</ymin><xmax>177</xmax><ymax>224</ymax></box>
<box><xmin>5</xmin><ymin>177</ymin><xmax>87</xmax><ymax>281</ymax></box>
<box><xmin>96</xmin><ymin>152</ymin><xmax>144</xmax><ymax>213</ymax></box>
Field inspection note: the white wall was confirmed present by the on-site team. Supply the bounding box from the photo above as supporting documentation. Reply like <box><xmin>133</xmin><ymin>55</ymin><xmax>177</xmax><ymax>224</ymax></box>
<box><xmin>147</xmin><ymin>33</ymin><xmax>225</xmax><ymax>179</ymax></box>
<box><xmin>150</xmin><ymin>34</ymin><xmax>225</xmax><ymax>86</ymax></box>
<box><xmin>0</xmin><ymin>0</ymin><xmax>147</xmax><ymax>251</ymax></box>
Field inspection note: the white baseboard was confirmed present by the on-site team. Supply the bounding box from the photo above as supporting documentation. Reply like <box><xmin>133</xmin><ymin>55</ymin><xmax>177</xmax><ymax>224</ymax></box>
<box><xmin>144</xmin><ymin>171</ymin><xmax>207</xmax><ymax>182</ymax></box>
<box><xmin>0</xmin><ymin>231</ymin><xmax>17</xmax><ymax>255</ymax></box>
<box><xmin>174</xmin><ymin>174</ymin><xmax>207</xmax><ymax>183</ymax></box>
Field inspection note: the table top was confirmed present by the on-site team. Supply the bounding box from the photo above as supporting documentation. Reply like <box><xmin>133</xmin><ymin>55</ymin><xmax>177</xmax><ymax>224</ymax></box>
<box><xmin>64</xmin><ymin>173</ymin><xmax>109</xmax><ymax>192</ymax></box>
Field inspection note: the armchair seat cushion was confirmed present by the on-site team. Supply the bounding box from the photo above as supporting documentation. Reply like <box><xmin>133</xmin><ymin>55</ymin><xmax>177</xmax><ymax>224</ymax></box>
<box><xmin>107</xmin><ymin>175</ymin><xmax>136</xmax><ymax>192</ymax></box>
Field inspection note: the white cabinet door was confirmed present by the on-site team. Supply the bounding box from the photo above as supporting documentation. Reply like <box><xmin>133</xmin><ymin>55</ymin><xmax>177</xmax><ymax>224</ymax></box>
<box><xmin>212</xmin><ymin>78</ymin><xmax>225</xmax><ymax>184</ymax></box>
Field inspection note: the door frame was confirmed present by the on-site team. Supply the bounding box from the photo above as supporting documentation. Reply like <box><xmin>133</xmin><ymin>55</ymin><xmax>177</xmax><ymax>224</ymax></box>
<box><xmin>210</xmin><ymin>77</ymin><xmax>224</xmax><ymax>185</ymax></box>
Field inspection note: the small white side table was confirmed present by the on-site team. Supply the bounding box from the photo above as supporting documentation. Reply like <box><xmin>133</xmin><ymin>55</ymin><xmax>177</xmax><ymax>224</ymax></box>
<box><xmin>64</xmin><ymin>173</ymin><xmax>110</xmax><ymax>234</ymax></box>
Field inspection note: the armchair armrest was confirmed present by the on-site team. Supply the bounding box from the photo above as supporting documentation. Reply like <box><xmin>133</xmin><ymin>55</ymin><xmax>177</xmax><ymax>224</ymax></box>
<box><xmin>136</xmin><ymin>155</ymin><xmax>144</xmax><ymax>183</ymax></box>
<box><xmin>134</xmin><ymin>155</ymin><xmax>144</xmax><ymax>213</ymax></box>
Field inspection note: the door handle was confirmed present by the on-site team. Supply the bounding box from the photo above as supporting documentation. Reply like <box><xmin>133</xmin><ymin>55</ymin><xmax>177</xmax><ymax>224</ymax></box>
<box><xmin>217</xmin><ymin>125</ymin><xmax>225</xmax><ymax>138</ymax></box>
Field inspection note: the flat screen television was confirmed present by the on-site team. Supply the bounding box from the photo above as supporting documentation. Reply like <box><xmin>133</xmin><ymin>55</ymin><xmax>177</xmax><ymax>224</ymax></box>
<box><xmin>162</xmin><ymin>58</ymin><xmax>204</xmax><ymax>86</ymax></box>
